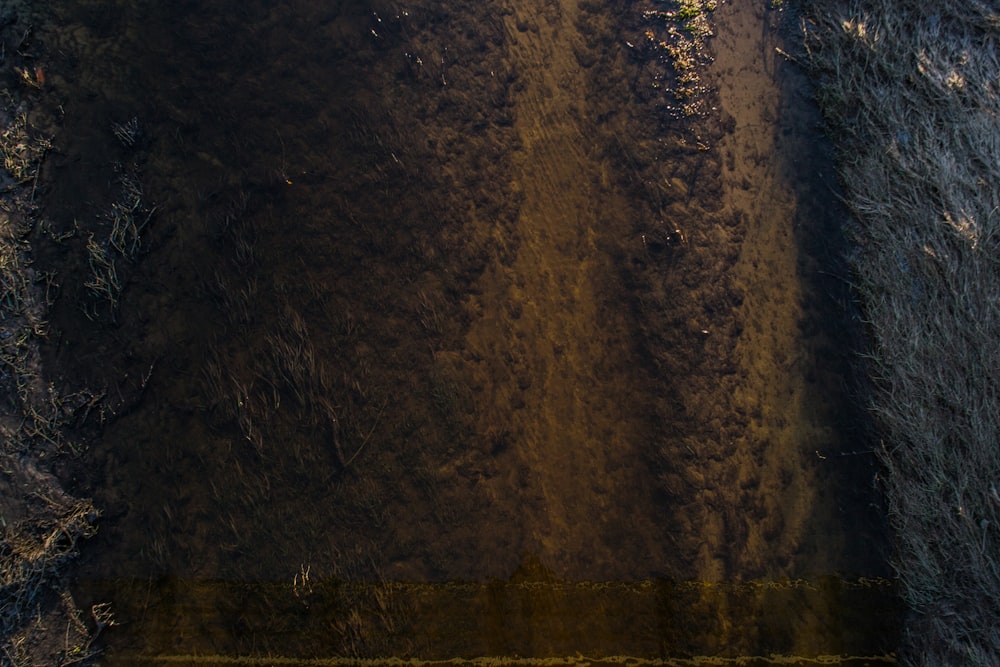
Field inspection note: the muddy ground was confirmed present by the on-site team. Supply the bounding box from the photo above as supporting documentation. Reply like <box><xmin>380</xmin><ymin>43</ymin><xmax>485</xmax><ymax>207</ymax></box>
<box><xmin>7</xmin><ymin>0</ymin><xmax>899</xmax><ymax>661</ymax></box>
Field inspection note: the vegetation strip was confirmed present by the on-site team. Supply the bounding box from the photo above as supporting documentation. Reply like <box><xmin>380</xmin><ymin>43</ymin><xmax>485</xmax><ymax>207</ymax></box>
<box><xmin>802</xmin><ymin>0</ymin><xmax>1000</xmax><ymax>663</ymax></box>
<box><xmin>0</xmin><ymin>2</ymin><xmax>104</xmax><ymax>663</ymax></box>
<box><xmin>140</xmin><ymin>654</ymin><xmax>897</xmax><ymax>666</ymax></box>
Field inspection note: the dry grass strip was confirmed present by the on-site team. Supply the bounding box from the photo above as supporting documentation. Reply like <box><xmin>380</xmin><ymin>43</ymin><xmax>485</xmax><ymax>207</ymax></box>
<box><xmin>802</xmin><ymin>0</ymin><xmax>1000</xmax><ymax>663</ymax></box>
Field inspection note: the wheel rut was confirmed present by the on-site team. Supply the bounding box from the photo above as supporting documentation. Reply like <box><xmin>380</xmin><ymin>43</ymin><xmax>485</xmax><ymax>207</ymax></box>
<box><xmin>460</xmin><ymin>0</ymin><xmax>670</xmax><ymax>579</ymax></box>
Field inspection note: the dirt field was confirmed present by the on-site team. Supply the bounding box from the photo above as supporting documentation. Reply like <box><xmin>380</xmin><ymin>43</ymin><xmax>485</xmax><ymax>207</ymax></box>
<box><xmin>1</xmin><ymin>0</ymin><xmax>902</xmax><ymax>662</ymax></box>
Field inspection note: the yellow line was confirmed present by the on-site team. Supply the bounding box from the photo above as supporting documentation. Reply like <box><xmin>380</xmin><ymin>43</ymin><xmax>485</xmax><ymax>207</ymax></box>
<box><xmin>367</xmin><ymin>577</ymin><xmax>896</xmax><ymax>593</ymax></box>
<box><xmin>140</xmin><ymin>654</ymin><xmax>897</xmax><ymax>666</ymax></box>
<box><xmin>80</xmin><ymin>576</ymin><xmax>898</xmax><ymax>594</ymax></box>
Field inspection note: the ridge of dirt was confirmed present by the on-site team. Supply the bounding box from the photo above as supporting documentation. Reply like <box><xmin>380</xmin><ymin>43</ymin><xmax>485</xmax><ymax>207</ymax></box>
<box><xmin>458</xmin><ymin>0</ymin><xmax>671</xmax><ymax>578</ymax></box>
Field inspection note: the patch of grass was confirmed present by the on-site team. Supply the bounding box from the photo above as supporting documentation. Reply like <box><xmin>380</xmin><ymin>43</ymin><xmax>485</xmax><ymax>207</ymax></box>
<box><xmin>0</xmin><ymin>111</ymin><xmax>50</xmax><ymax>185</ymax></box>
<box><xmin>639</xmin><ymin>0</ymin><xmax>719</xmax><ymax>116</ymax></box>
<box><xmin>803</xmin><ymin>0</ymin><xmax>1000</xmax><ymax>663</ymax></box>
<box><xmin>675</xmin><ymin>1</ymin><xmax>704</xmax><ymax>21</ymax></box>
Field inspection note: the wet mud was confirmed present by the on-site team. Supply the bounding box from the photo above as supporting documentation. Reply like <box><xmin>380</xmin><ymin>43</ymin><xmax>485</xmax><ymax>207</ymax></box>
<box><xmin>23</xmin><ymin>0</ymin><xmax>897</xmax><ymax>661</ymax></box>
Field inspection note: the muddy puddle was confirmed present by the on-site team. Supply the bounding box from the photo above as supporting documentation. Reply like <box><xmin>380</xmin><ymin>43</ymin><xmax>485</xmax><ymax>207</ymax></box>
<box><xmin>26</xmin><ymin>0</ymin><xmax>899</xmax><ymax>662</ymax></box>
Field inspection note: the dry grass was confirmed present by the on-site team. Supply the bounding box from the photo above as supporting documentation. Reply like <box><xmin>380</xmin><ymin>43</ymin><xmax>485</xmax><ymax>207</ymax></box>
<box><xmin>83</xmin><ymin>161</ymin><xmax>155</xmax><ymax>317</ymax></box>
<box><xmin>803</xmin><ymin>0</ymin><xmax>1000</xmax><ymax>663</ymax></box>
<box><xmin>0</xmin><ymin>464</ymin><xmax>100</xmax><ymax>662</ymax></box>
<box><xmin>0</xmin><ymin>18</ymin><xmax>102</xmax><ymax>664</ymax></box>
<box><xmin>0</xmin><ymin>110</ymin><xmax>50</xmax><ymax>186</ymax></box>
<box><xmin>631</xmin><ymin>0</ymin><xmax>719</xmax><ymax>116</ymax></box>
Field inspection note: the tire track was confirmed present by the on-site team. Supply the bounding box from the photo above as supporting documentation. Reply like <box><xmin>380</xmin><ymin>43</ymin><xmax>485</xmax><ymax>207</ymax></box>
<box><xmin>460</xmin><ymin>0</ymin><xmax>670</xmax><ymax>579</ymax></box>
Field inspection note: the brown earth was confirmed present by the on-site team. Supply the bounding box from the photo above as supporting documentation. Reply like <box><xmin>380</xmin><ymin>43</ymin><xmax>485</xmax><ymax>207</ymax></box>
<box><xmin>15</xmin><ymin>0</ymin><xmax>895</xmax><ymax>660</ymax></box>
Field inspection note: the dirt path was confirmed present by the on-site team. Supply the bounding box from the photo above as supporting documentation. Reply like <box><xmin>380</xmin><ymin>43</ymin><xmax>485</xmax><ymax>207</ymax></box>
<box><xmin>29</xmin><ymin>0</ymin><xmax>899</xmax><ymax>657</ymax></box>
<box><xmin>34</xmin><ymin>0</ymin><xmax>884</xmax><ymax>591</ymax></box>
<box><xmin>460</xmin><ymin>0</ymin><xmax>669</xmax><ymax>579</ymax></box>
<box><xmin>677</xmin><ymin>0</ymin><xmax>821</xmax><ymax>581</ymax></box>
<box><xmin>453</xmin><ymin>0</ymin><xmax>871</xmax><ymax>587</ymax></box>
<box><xmin>688</xmin><ymin>0</ymin><xmax>868</xmax><ymax>582</ymax></box>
